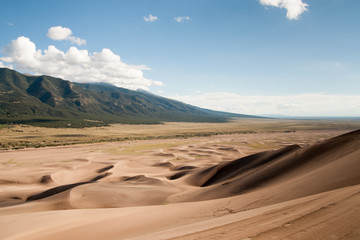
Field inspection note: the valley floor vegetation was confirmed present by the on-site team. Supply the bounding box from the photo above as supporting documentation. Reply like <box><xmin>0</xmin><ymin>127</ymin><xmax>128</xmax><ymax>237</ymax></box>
<box><xmin>1</xmin><ymin>118</ymin><xmax>360</xmax><ymax>150</ymax></box>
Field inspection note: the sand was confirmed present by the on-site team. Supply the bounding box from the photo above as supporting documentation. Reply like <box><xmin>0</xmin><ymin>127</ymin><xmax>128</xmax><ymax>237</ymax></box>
<box><xmin>0</xmin><ymin>129</ymin><xmax>359</xmax><ymax>239</ymax></box>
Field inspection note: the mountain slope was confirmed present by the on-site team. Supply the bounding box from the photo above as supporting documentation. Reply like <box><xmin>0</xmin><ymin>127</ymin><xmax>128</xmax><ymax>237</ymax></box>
<box><xmin>0</xmin><ymin>68</ymin><xmax>257</xmax><ymax>127</ymax></box>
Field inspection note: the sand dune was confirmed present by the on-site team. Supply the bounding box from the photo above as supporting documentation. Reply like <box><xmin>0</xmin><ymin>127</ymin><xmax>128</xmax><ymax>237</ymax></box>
<box><xmin>180</xmin><ymin>130</ymin><xmax>360</xmax><ymax>203</ymax></box>
<box><xmin>0</xmin><ymin>130</ymin><xmax>359</xmax><ymax>239</ymax></box>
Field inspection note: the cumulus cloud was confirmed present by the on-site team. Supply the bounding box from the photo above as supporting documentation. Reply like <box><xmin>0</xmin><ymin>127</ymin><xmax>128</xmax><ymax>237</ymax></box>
<box><xmin>0</xmin><ymin>36</ymin><xmax>162</xmax><ymax>90</ymax></box>
<box><xmin>47</xmin><ymin>26</ymin><xmax>86</xmax><ymax>46</ymax></box>
<box><xmin>174</xmin><ymin>16</ymin><xmax>191</xmax><ymax>23</ymax></box>
<box><xmin>260</xmin><ymin>0</ymin><xmax>308</xmax><ymax>20</ymax></box>
<box><xmin>170</xmin><ymin>92</ymin><xmax>360</xmax><ymax>117</ymax></box>
<box><xmin>144</xmin><ymin>14</ymin><xmax>158</xmax><ymax>22</ymax></box>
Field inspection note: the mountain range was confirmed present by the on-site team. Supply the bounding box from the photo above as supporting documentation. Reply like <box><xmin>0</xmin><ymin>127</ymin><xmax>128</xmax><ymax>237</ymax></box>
<box><xmin>0</xmin><ymin>68</ymin><xmax>257</xmax><ymax>127</ymax></box>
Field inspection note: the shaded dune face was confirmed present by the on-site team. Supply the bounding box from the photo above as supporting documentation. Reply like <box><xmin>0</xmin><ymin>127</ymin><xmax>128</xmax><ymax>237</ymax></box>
<box><xmin>26</xmin><ymin>182</ymin><xmax>91</xmax><ymax>201</ymax></box>
<box><xmin>26</xmin><ymin>169</ymin><xmax>114</xmax><ymax>201</ymax></box>
<box><xmin>187</xmin><ymin>144</ymin><xmax>301</xmax><ymax>187</ymax></box>
<box><xmin>180</xmin><ymin>129</ymin><xmax>360</xmax><ymax>202</ymax></box>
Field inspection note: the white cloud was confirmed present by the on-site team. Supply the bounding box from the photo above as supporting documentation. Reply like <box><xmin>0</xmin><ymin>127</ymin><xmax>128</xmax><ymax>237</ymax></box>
<box><xmin>47</xmin><ymin>26</ymin><xmax>86</xmax><ymax>46</ymax></box>
<box><xmin>174</xmin><ymin>16</ymin><xmax>191</xmax><ymax>23</ymax></box>
<box><xmin>260</xmin><ymin>0</ymin><xmax>308</xmax><ymax>20</ymax></box>
<box><xmin>144</xmin><ymin>14</ymin><xmax>158</xmax><ymax>22</ymax></box>
<box><xmin>169</xmin><ymin>92</ymin><xmax>360</xmax><ymax>117</ymax></box>
<box><xmin>0</xmin><ymin>36</ymin><xmax>162</xmax><ymax>90</ymax></box>
<box><xmin>47</xmin><ymin>26</ymin><xmax>72</xmax><ymax>40</ymax></box>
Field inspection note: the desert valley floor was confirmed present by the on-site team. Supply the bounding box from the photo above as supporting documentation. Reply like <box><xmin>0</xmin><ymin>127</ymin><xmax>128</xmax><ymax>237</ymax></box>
<box><xmin>0</xmin><ymin>128</ymin><xmax>359</xmax><ymax>239</ymax></box>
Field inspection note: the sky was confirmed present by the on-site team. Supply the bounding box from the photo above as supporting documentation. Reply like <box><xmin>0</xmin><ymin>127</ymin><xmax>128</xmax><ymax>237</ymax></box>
<box><xmin>0</xmin><ymin>0</ymin><xmax>359</xmax><ymax>117</ymax></box>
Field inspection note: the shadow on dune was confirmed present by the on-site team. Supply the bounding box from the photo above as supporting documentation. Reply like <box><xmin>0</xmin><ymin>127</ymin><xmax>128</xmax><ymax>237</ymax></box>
<box><xmin>191</xmin><ymin>144</ymin><xmax>301</xmax><ymax>187</ymax></box>
<box><xmin>121</xmin><ymin>175</ymin><xmax>166</xmax><ymax>185</ymax></box>
<box><xmin>27</xmin><ymin>171</ymin><xmax>112</xmax><ymax>201</ymax></box>
<box><xmin>26</xmin><ymin>182</ymin><xmax>91</xmax><ymax>201</ymax></box>
<box><xmin>183</xmin><ymin>129</ymin><xmax>360</xmax><ymax>201</ymax></box>
<box><xmin>167</xmin><ymin>171</ymin><xmax>191</xmax><ymax>180</ymax></box>
<box><xmin>97</xmin><ymin>165</ymin><xmax>114</xmax><ymax>173</ymax></box>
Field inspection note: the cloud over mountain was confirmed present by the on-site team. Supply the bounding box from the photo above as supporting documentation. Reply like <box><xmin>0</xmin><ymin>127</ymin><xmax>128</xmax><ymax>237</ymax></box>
<box><xmin>170</xmin><ymin>92</ymin><xmax>360</xmax><ymax>117</ymax></box>
<box><xmin>0</xmin><ymin>36</ymin><xmax>162</xmax><ymax>90</ymax></box>
<box><xmin>260</xmin><ymin>0</ymin><xmax>308</xmax><ymax>20</ymax></box>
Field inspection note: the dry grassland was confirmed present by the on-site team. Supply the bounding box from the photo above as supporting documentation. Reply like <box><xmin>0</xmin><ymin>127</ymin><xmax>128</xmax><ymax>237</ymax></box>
<box><xmin>1</xmin><ymin>118</ymin><xmax>360</xmax><ymax>150</ymax></box>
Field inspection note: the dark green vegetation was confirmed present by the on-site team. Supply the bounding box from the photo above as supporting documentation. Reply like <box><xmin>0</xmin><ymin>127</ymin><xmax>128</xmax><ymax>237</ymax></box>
<box><xmin>0</xmin><ymin>68</ymin><xmax>254</xmax><ymax>127</ymax></box>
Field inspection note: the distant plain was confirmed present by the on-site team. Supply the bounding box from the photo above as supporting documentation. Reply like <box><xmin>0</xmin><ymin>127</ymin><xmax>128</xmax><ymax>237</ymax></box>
<box><xmin>1</xmin><ymin>118</ymin><xmax>360</xmax><ymax>150</ymax></box>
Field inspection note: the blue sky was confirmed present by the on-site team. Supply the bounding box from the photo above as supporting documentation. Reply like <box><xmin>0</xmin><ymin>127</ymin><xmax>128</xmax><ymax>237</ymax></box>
<box><xmin>1</xmin><ymin>0</ymin><xmax>359</xmax><ymax>116</ymax></box>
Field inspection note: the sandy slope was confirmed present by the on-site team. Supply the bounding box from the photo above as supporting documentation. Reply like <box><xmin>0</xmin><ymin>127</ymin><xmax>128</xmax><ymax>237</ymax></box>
<box><xmin>0</xmin><ymin>130</ymin><xmax>359</xmax><ymax>239</ymax></box>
